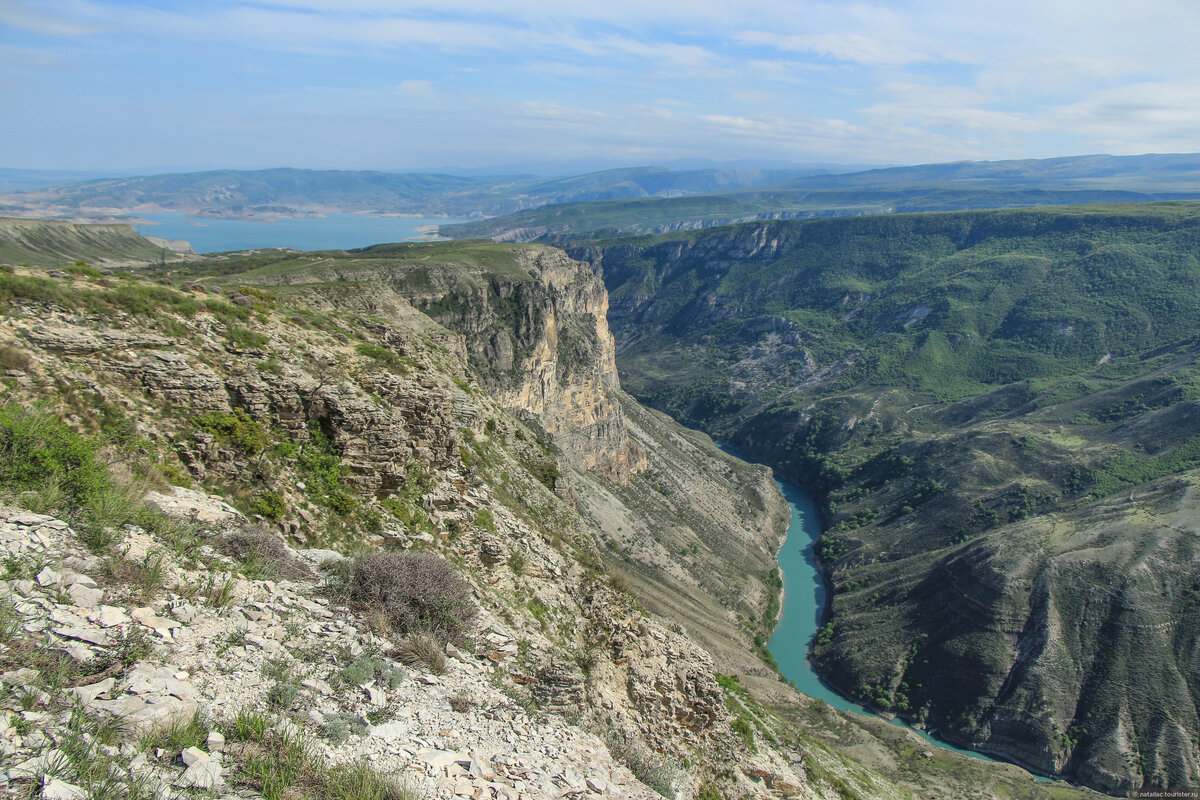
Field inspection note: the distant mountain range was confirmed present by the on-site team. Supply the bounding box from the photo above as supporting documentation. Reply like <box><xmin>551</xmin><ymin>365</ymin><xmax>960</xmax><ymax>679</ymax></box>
<box><xmin>441</xmin><ymin>153</ymin><xmax>1200</xmax><ymax>240</ymax></box>
<box><xmin>5</xmin><ymin>154</ymin><xmax>1200</xmax><ymax>237</ymax></box>
<box><xmin>0</xmin><ymin>165</ymin><xmax>830</xmax><ymax>221</ymax></box>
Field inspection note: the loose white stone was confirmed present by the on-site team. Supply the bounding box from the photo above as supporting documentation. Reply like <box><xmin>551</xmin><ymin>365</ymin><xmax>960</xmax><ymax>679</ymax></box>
<box><xmin>90</xmin><ymin>606</ymin><xmax>131</xmax><ymax>627</ymax></box>
<box><xmin>66</xmin><ymin>584</ymin><xmax>103</xmax><ymax>609</ymax></box>
<box><xmin>66</xmin><ymin>677</ymin><xmax>115</xmax><ymax>706</ymax></box>
<box><xmin>41</xmin><ymin>777</ymin><xmax>86</xmax><ymax>800</ymax></box>
<box><xmin>181</xmin><ymin>746</ymin><xmax>209</xmax><ymax>766</ymax></box>
<box><xmin>370</xmin><ymin>721</ymin><xmax>407</xmax><ymax>739</ymax></box>
<box><xmin>52</xmin><ymin>626</ymin><xmax>111</xmax><ymax>646</ymax></box>
<box><xmin>177</xmin><ymin>759</ymin><xmax>224</xmax><ymax>789</ymax></box>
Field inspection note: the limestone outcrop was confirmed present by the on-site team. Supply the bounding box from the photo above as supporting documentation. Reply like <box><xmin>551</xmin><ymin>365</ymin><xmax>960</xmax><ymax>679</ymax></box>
<box><xmin>0</xmin><ymin>262</ymin><xmax>828</xmax><ymax>800</ymax></box>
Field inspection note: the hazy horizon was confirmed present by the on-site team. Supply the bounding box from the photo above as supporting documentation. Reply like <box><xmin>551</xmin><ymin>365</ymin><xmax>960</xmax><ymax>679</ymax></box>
<box><xmin>4</xmin><ymin>1</ymin><xmax>1200</xmax><ymax>172</ymax></box>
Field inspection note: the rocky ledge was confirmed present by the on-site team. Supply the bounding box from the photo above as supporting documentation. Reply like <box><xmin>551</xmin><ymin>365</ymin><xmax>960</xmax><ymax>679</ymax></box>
<box><xmin>0</xmin><ymin>502</ymin><xmax>668</xmax><ymax>800</ymax></box>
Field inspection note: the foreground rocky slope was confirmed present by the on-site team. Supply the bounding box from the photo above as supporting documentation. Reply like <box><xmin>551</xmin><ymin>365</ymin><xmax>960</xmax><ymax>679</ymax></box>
<box><xmin>574</xmin><ymin>204</ymin><xmax>1200</xmax><ymax>792</ymax></box>
<box><xmin>0</xmin><ymin>502</ymin><xmax>671</xmax><ymax>799</ymax></box>
<box><xmin>0</xmin><ymin>257</ymin><xmax>868</xmax><ymax>800</ymax></box>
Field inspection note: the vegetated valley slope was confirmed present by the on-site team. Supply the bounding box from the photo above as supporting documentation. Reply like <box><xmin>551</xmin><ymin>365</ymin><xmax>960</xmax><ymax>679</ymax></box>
<box><xmin>0</xmin><ymin>227</ymin><xmax>1100</xmax><ymax>800</ymax></box>
<box><xmin>573</xmin><ymin>202</ymin><xmax>1200</xmax><ymax>794</ymax></box>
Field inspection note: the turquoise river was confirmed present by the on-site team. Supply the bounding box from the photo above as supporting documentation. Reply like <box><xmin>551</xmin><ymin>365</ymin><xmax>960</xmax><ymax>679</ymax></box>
<box><xmin>766</xmin><ymin>474</ymin><xmax>1004</xmax><ymax>762</ymax></box>
<box><xmin>758</xmin><ymin>461</ymin><xmax>1061</xmax><ymax>784</ymax></box>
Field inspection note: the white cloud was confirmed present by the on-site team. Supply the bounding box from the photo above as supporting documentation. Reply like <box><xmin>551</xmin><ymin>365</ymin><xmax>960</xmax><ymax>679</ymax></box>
<box><xmin>735</xmin><ymin>30</ymin><xmax>931</xmax><ymax>68</ymax></box>
<box><xmin>393</xmin><ymin>79</ymin><xmax>437</xmax><ymax>98</ymax></box>
<box><xmin>8</xmin><ymin>0</ymin><xmax>1200</xmax><ymax>168</ymax></box>
<box><xmin>865</xmin><ymin>83</ymin><xmax>1038</xmax><ymax>133</ymax></box>
<box><xmin>1049</xmin><ymin>79</ymin><xmax>1200</xmax><ymax>152</ymax></box>
<box><xmin>0</xmin><ymin>1</ymin><xmax>102</xmax><ymax>36</ymax></box>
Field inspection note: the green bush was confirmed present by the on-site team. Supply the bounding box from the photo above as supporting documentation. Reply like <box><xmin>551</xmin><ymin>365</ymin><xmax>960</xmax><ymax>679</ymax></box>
<box><xmin>202</xmin><ymin>298</ymin><xmax>251</xmax><ymax>325</ymax></box>
<box><xmin>236</xmin><ymin>286</ymin><xmax>276</xmax><ymax>308</ymax></box>
<box><xmin>0</xmin><ymin>404</ymin><xmax>111</xmax><ymax>507</ymax></box>
<box><xmin>250</xmin><ymin>490</ymin><xmax>287</xmax><ymax>521</ymax></box>
<box><xmin>193</xmin><ymin>409</ymin><xmax>270</xmax><ymax>454</ymax></box>
<box><xmin>0</xmin><ymin>271</ymin><xmax>86</xmax><ymax>311</ymax></box>
<box><xmin>268</xmin><ymin>681</ymin><xmax>300</xmax><ymax>709</ymax></box>
<box><xmin>340</xmin><ymin>655</ymin><xmax>404</xmax><ymax>688</ymax></box>
<box><xmin>66</xmin><ymin>261</ymin><xmax>104</xmax><ymax>278</ymax></box>
<box><xmin>226</xmin><ymin>326</ymin><xmax>270</xmax><ymax>348</ymax></box>
<box><xmin>355</xmin><ymin>343</ymin><xmax>411</xmax><ymax>373</ymax></box>
<box><xmin>320</xmin><ymin>712</ymin><xmax>368</xmax><ymax>744</ymax></box>
<box><xmin>297</xmin><ymin>424</ymin><xmax>355</xmax><ymax>515</ymax></box>
<box><xmin>0</xmin><ymin>405</ymin><xmax>155</xmax><ymax>552</ymax></box>
<box><xmin>731</xmin><ymin>714</ymin><xmax>756</xmax><ymax>749</ymax></box>
<box><xmin>111</xmin><ymin>284</ymin><xmax>200</xmax><ymax>318</ymax></box>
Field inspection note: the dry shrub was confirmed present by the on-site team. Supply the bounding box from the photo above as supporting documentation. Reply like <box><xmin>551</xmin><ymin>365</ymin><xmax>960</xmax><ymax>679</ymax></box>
<box><xmin>350</xmin><ymin>552</ymin><xmax>475</xmax><ymax>646</ymax></box>
<box><xmin>219</xmin><ymin>527</ymin><xmax>310</xmax><ymax>580</ymax></box>
<box><xmin>0</xmin><ymin>344</ymin><xmax>30</xmax><ymax>372</ymax></box>
<box><xmin>395</xmin><ymin>632</ymin><xmax>446</xmax><ymax>675</ymax></box>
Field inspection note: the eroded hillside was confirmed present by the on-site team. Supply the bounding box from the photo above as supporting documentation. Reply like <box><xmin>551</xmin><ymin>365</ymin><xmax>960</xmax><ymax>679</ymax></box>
<box><xmin>0</xmin><ymin>251</ymin><xmax>851</xmax><ymax>800</ymax></box>
<box><xmin>0</xmin><ymin>233</ymin><xmax>1101</xmax><ymax>800</ymax></box>
<box><xmin>0</xmin><ymin>217</ymin><xmax>193</xmax><ymax>267</ymax></box>
<box><xmin>217</xmin><ymin>242</ymin><xmax>792</xmax><ymax>676</ymax></box>
<box><xmin>576</xmin><ymin>203</ymin><xmax>1200</xmax><ymax>793</ymax></box>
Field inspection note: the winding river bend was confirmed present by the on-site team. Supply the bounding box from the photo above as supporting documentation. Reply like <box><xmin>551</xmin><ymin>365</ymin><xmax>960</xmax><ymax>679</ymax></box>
<box><xmin>715</xmin><ymin>442</ymin><xmax>1010</xmax><ymax>764</ymax></box>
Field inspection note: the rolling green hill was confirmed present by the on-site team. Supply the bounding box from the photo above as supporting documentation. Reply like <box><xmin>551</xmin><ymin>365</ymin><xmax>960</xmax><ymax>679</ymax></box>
<box><xmin>573</xmin><ymin>202</ymin><xmax>1200</xmax><ymax>793</ymax></box>
<box><xmin>440</xmin><ymin>187</ymin><xmax>1200</xmax><ymax>241</ymax></box>
<box><xmin>0</xmin><ymin>217</ymin><xmax>182</xmax><ymax>266</ymax></box>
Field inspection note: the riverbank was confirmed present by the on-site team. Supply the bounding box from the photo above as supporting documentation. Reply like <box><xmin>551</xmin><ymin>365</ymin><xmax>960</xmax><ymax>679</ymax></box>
<box><xmin>753</xmin><ymin>463</ymin><xmax>1087</xmax><ymax>787</ymax></box>
<box><xmin>718</xmin><ymin>442</ymin><xmax>1020</xmax><ymax>767</ymax></box>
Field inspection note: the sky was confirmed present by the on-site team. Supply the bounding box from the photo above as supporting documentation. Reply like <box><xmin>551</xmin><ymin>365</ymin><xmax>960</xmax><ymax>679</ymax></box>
<box><xmin>3</xmin><ymin>0</ymin><xmax>1200</xmax><ymax>174</ymax></box>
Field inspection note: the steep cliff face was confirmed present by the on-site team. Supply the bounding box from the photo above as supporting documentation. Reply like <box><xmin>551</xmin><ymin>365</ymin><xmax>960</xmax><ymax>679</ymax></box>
<box><xmin>411</xmin><ymin>247</ymin><xmax>647</xmax><ymax>482</ymax></box>
<box><xmin>250</xmin><ymin>244</ymin><xmax>645</xmax><ymax>482</ymax></box>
